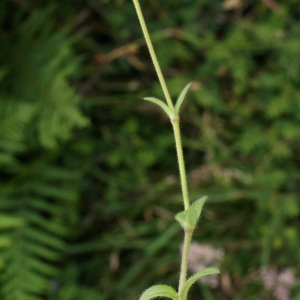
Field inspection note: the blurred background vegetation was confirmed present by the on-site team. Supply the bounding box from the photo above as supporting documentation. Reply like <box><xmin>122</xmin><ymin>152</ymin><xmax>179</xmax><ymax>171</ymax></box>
<box><xmin>0</xmin><ymin>0</ymin><xmax>300</xmax><ymax>299</ymax></box>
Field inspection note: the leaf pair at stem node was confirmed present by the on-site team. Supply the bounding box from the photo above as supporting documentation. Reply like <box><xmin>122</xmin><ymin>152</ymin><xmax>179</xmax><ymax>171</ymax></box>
<box><xmin>175</xmin><ymin>196</ymin><xmax>207</xmax><ymax>230</ymax></box>
<box><xmin>139</xmin><ymin>267</ymin><xmax>220</xmax><ymax>300</ymax></box>
<box><xmin>143</xmin><ymin>82</ymin><xmax>193</xmax><ymax>121</ymax></box>
<box><xmin>139</xmin><ymin>196</ymin><xmax>220</xmax><ymax>300</ymax></box>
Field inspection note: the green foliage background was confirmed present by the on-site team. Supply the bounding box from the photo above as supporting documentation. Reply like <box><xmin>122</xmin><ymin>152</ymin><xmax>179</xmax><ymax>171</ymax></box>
<box><xmin>1</xmin><ymin>0</ymin><xmax>300</xmax><ymax>299</ymax></box>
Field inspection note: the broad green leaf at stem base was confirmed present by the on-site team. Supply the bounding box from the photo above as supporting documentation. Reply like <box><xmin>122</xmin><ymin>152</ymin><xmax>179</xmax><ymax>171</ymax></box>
<box><xmin>139</xmin><ymin>284</ymin><xmax>178</xmax><ymax>300</ymax></box>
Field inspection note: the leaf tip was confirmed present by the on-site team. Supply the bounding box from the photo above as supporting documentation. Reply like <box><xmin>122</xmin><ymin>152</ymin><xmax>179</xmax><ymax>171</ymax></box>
<box><xmin>175</xmin><ymin>81</ymin><xmax>194</xmax><ymax>113</ymax></box>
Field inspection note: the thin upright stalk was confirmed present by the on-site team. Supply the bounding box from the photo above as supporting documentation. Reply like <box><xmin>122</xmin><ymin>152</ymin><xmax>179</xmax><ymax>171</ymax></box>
<box><xmin>172</xmin><ymin>117</ymin><xmax>191</xmax><ymax>295</ymax></box>
<box><xmin>172</xmin><ymin>118</ymin><xmax>190</xmax><ymax>210</ymax></box>
<box><xmin>132</xmin><ymin>0</ymin><xmax>192</xmax><ymax>298</ymax></box>
<box><xmin>178</xmin><ymin>228</ymin><xmax>193</xmax><ymax>295</ymax></box>
<box><xmin>132</xmin><ymin>0</ymin><xmax>174</xmax><ymax>110</ymax></box>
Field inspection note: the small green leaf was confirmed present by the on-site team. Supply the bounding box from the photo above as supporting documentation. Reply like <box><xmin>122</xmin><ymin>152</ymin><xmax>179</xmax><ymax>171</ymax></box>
<box><xmin>175</xmin><ymin>210</ymin><xmax>187</xmax><ymax>229</ymax></box>
<box><xmin>139</xmin><ymin>284</ymin><xmax>178</xmax><ymax>300</ymax></box>
<box><xmin>175</xmin><ymin>82</ymin><xmax>193</xmax><ymax>114</ymax></box>
<box><xmin>175</xmin><ymin>196</ymin><xmax>207</xmax><ymax>229</ymax></box>
<box><xmin>144</xmin><ymin>97</ymin><xmax>175</xmax><ymax>119</ymax></box>
<box><xmin>188</xmin><ymin>196</ymin><xmax>207</xmax><ymax>227</ymax></box>
<box><xmin>180</xmin><ymin>268</ymin><xmax>220</xmax><ymax>300</ymax></box>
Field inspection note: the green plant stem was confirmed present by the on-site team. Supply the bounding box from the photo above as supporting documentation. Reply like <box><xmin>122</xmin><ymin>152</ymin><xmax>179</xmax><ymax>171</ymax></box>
<box><xmin>172</xmin><ymin>118</ymin><xmax>190</xmax><ymax>210</ymax></box>
<box><xmin>132</xmin><ymin>0</ymin><xmax>174</xmax><ymax>110</ymax></box>
<box><xmin>132</xmin><ymin>1</ymin><xmax>193</xmax><ymax>298</ymax></box>
<box><xmin>178</xmin><ymin>228</ymin><xmax>193</xmax><ymax>298</ymax></box>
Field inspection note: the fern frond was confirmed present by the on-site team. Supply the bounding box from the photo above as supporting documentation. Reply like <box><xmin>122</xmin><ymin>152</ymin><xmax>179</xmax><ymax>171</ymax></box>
<box><xmin>0</xmin><ymin>157</ymin><xmax>80</xmax><ymax>300</ymax></box>
<box><xmin>0</xmin><ymin>7</ymin><xmax>88</xmax><ymax>149</ymax></box>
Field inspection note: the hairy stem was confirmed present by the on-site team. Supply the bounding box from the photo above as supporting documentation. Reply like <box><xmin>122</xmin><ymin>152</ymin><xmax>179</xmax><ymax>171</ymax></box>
<box><xmin>172</xmin><ymin>118</ymin><xmax>190</xmax><ymax>210</ymax></box>
<box><xmin>132</xmin><ymin>0</ymin><xmax>192</xmax><ymax>298</ymax></box>
<box><xmin>178</xmin><ymin>228</ymin><xmax>193</xmax><ymax>296</ymax></box>
<box><xmin>132</xmin><ymin>0</ymin><xmax>174</xmax><ymax>109</ymax></box>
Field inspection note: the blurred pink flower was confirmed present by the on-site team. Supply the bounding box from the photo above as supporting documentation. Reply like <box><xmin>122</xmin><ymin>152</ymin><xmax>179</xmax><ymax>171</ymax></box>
<box><xmin>261</xmin><ymin>267</ymin><xmax>295</xmax><ymax>300</ymax></box>
<box><xmin>186</xmin><ymin>243</ymin><xmax>224</xmax><ymax>288</ymax></box>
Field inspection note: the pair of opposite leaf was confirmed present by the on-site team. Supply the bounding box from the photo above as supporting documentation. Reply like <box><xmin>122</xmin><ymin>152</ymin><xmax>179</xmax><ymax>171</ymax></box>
<box><xmin>175</xmin><ymin>196</ymin><xmax>207</xmax><ymax>230</ymax></box>
<box><xmin>140</xmin><ymin>197</ymin><xmax>219</xmax><ymax>300</ymax></box>
<box><xmin>144</xmin><ymin>82</ymin><xmax>193</xmax><ymax>120</ymax></box>
<box><xmin>139</xmin><ymin>268</ymin><xmax>219</xmax><ymax>300</ymax></box>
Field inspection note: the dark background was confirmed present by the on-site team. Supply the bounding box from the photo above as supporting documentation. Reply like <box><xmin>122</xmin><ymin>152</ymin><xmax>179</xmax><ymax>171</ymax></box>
<box><xmin>0</xmin><ymin>0</ymin><xmax>299</xmax><ymax>299</ymax></box>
